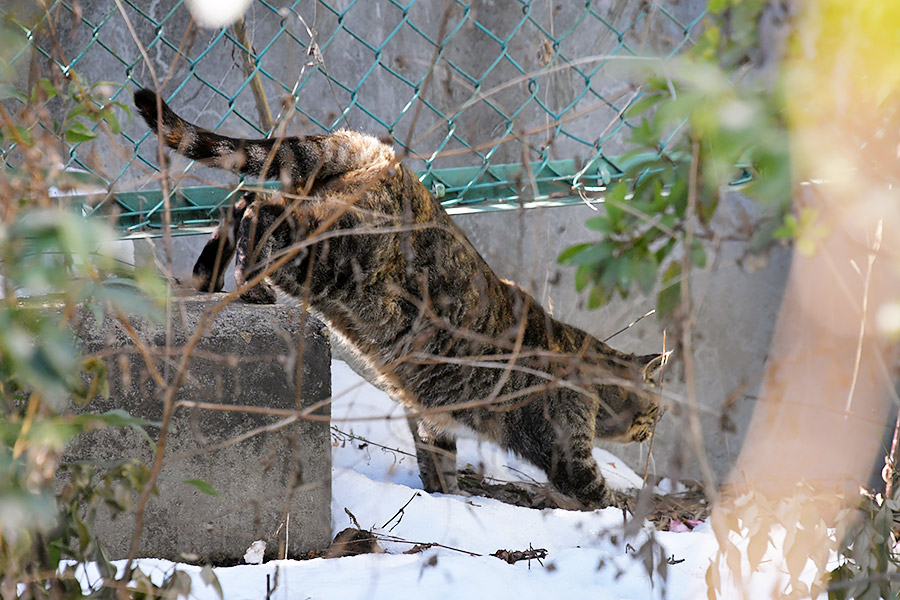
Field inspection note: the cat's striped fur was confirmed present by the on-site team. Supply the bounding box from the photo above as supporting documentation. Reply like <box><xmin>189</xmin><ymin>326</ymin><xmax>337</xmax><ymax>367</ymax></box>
<box><xmin>135</xmin><ymin>88</ymin><xmax>666</xmax><ymax>508</ymax></box>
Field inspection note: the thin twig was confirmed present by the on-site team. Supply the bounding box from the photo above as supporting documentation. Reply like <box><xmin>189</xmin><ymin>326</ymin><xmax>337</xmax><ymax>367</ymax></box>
<box><xmin>332</xmin><ymin>427</ymin><xmax>416</xmax><ymax>458</ymax></box>
<box><xmin>111</xmin><ymin>1</ymin><xmax>180</xmax><ymax>586</ymax></box>
<box><xmin>682</xmin><ymin>137</ymin><xmax>718</xmax><ymax>502</ymax></box>
<box><xmin>381</xmin><ymin>492</ymin><xmax>421</xmax><ymax>531</ymax></box>
<box><xmin>377</xmin><ymin>533</ymin><xmax>481</xmax><ymax>557</ymax></box>
<box><xmin>287</xmin><ymin>9</ymin><xmax>346</xmax><ymax>128</ymax></box>
<box><xmin>885</xmin><ymin>410</ymin><xmax>900</xmax><ymax>499</ymax></box>
<box><xmin>231</xmin><ymin>17</ymin><xmax>274</xmax><ymax>132</ymax></box>
<box><xmin>845</xmin><ymin>219</ymin><xmax>882</xmax><ymax>413</ymax></box>
<box><xmin>344</xmin><ymin>507</ymin><xmax>361</xmax><ymax>529</ymax></box>
<box><xmin>409</xmin><ymin>56</ymin><xmax>646</xmax><ymax>152</ymax></box>
<box><xmin>643</xmin><ymin>329</ymin><xmax>667</xmax><ymax>486</ymax></box>
<box><xmin>604</xmin><ymin>309</ymin><xmax>657</xmax><ymax>343</ymax></box>
<box><xmin>163</xmin><ymin>416</ymin><xmax>298</xmax><ymax>464</ymax></box>
<box><xmin>397</xmin><ymin>1</ymin><xmax>455</xmax><ymax>162</ymax></box>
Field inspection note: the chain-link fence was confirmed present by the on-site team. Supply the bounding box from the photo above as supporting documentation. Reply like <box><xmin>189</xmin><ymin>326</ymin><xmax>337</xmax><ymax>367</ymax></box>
<box><xmin>3</xmin><ymin>0</ymin><xmax>704</xmax><ymax>237</ymax></box>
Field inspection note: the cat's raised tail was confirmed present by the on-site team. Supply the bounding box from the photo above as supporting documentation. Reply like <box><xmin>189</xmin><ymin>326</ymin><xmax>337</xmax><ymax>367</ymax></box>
<box><xmin>134</xmin><ymin>88</ymin><xmax>290</xmax><ymax>179</ymax></box>
<box><xmin>134</xmin><ymin>88</ymin><xmax>394</xmax><ymax>186</ymax></box>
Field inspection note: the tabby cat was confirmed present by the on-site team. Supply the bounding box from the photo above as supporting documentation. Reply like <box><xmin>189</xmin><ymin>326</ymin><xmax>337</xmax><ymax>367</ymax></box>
<box><xmin>134</xmin><ymin>88</ymin><xmax>666</xmax><ymax>508</ymax></box>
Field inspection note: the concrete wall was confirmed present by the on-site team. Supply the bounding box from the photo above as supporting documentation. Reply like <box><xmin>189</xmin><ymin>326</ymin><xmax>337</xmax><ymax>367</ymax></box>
<box><xmin>28</xmin><ymin>0</ymin><xmax>791</xmax><ymax>484</ymax></box>
<box><xmin>64</xmin><ymin>296</ymin><xmax>332</xmax><ymax>564</ymax></box>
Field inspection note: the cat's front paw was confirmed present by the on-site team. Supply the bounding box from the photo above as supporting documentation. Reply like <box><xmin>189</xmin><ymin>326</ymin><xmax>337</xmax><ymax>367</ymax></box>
<box><xmin>192</xmin><ymin>270</ymin><xmax>222</xmax><ymax>294</ymax></box>
<box><xmin>553</xmin><ymin>471</ymin><xmax>615</xmax><ymax>509</ymax></box>
<box><xmin>576</xmin><ymin>480</ymin><xmax>615</xmax><ymax>509</ymax></box>
<box><xmin>192</xmin><ymin>256</ymin><xmax>226</xmax><ymax>293</ymax></box>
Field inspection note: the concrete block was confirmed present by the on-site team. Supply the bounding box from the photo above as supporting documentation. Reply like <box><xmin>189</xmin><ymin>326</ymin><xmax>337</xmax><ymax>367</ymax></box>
<box><xmin>63</xmin><ymin>295</ymin><xmax>332</xmax><ymax>564</ymax></box>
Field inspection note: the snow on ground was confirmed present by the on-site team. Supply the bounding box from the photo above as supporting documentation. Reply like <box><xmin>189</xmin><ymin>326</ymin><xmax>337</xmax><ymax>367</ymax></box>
<box><xmin>95</xmin><ymin>359</ymin><xmax>831</xmax><ymax>599</ymax></box>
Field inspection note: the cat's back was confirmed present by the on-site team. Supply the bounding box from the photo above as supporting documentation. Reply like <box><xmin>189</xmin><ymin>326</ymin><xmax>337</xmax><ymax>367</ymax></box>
<box><xmin>305</xmin><ymin>129</ymin><xmax>398</xmax><ymax>193</ymax></box>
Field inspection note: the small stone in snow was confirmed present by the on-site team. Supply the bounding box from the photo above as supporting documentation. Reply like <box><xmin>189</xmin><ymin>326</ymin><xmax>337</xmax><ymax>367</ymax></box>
<box><xmin>243</xmin><ymin>540</ymin><xmax>267</xmax><ymax>564</ymax></box>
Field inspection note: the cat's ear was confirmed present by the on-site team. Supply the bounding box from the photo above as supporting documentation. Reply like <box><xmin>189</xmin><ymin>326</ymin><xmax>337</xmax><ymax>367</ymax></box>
<box><xmin>640</xmin><ymin>351</ymin><xmax>672</xmax><ymax>384</ymax></box>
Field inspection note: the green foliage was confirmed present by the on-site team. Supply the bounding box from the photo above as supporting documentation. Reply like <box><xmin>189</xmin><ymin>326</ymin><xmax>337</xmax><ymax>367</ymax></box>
<box><xmin>184</xmin><ymin>479</ymin><xmax>220</xmax><ymax>497</ymax></box>
<box><xmin>0</xmin><ymin>16</ymin><xmax>29</xmax><ymax>86</ymax></box>
<box><xmin>0</xmin><ymin>18</ymin><xmax>124</xmax><ymax>198</ymax></box>
<box><xmin>827</xmin><ymin>491</ymin><xmax>900</xmax><ymax>600</ymax></box>
<box><xmin>0</xmin><ymin>60</ymin><xmax>188</xmax><ymax>596</ymax></box>
<box><xmin>773</xmin><ymin>207</ymin><xmax>828</xmax><ymax>257</ymax></box>
<box><xmin>559</xmin><ymin>3</ymin><xmax>792</xmax><ymax>319</ymax></box>
<box><xmin>693</xmin><ymin>0</ymin><xmax>771</xmax><ymax>70</ymax></box>
<box><xmin>2</xmin><ymin>73</ymin><xmax>129</xmax><ymax>145</ymax></box>
<box><xmin>0</xmin><ymin>208</ymin><xmax>170</xmax><ymax>596</ymax></box>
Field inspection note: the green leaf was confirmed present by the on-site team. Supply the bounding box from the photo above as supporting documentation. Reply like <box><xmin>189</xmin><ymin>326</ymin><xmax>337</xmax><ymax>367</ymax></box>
<box><xmin>73</xmin><ymin>357</ymin><xmax>109</xmax><ymax>405</ymax></box>
<box><xmin>65</xmin><ymin>120</ymin><xmax>97</xmax><ymax>143</ymax></box>
<box><xmin>184</xmin><ymin>479</ymin><xmax>219</xmax><ymax>496</ymax></box>
<box><xmin>607</xmin><ymin>181</ymin><xmax>628</xmax><ymax>208</ymax></box>
<box><xmin>630</xmin><ymin>116</ymin><xmax>657</xmax><ymax>148</ymax></box>
<box><xmin>92</xmin><ymin>281</ymin><xmax>165</xmax><ymax>323</ymax></box>
<box><xmin>0</xmin><ymin>83</ymin><xmax>25</xmax><ymax>101</ymax></box>
<box><xmin>629</xmin><ymin>198</ymin><xmax>655</xmax><ymax>216</ymax></box>
<box><xmin>773</xmin><ymin>214</ymin><xmax>796</xmax><ymax>240</ymax></box>
<box><xmin>584</xmin><ymin>215</ymin><xmax>612</xmax><ymax>233</ymax></box>
<box><xmin>633</xmin><ymin>253</ymin><xmax>659</xmax><ymax>294</ymax></box>
<box><xmin>666</xmin><ymin>178</ymin><xmax>687</xmax><ymax>212</ymax></box>
<box><xmin>626</xmin><ymin>93</ymin><xmax>663</xmax><ymax>118</ymax></box>
<box><xmin>101</xmin><ymin>110</ymin><xmax>121</xmax><ymax>135</ymax></box>
<box><xmin>67</xmin><ymin>103</ymin><xmax>87</xmax><ymax>120</ymax></box>
<box><xmin>690</xmin><ymin>240</ymin><xmax>707</xmax><ymax>268</ymax></box>
<box><xmin>110</xmin><ymin>100</ymin><xmax>133</xmax><ymax>119</ymax></box>
<box><xmin>574</xmin><ymin>264</ymin><xmax>593</xmax><ymax>292</ymax></box>
<box><xmin>599</xmin><ymin>254</ymin><xmax>625</xmax><ymax>290</ymax></box>
<box><xmin>612</xmin><ymin>253</ymin><xmax>634</xmax><ymax>294</ymax></box>
<box><xmin>39</xmin><ymin>78</ymin><xmax>59</xmax><ymax>99</ymax></box>
<box><xmin>826</xmin><ymin>563</ymin><xmax>852</xmax><ymax>600</ymax></box>
<box><xmin>71</xmin><ymin>410</ymin><xmax>153</xmax><ymax>430</ymax></box>
<box><xmin>655</xmin><ymin>238</ymin><xmax>677</xmax><ymax>264</ymax></box>
<box><xmin>558</xmin><ymin>243</ymin><xmax>593</xmax><ymax>263</ymax></box>
<box><xmin>697</xmin><ymin>188</ymin><xmax>719</xmax><ymax>226</ymax></box>
<box><xmin>708</xmin><ymin>0</ymin><xmax>729</xmax><ymax>16</ymax></box>
<box><xmin>568</xmin><ymin>241</ymin><xmax>614</xmax><ymax>266</ymax></box>
<box><xmin>13</xmin><ymin>125</ymin><xmax>33</xmax><ymax>145</ymax></box>
<box><xmin>587</xmin><ymin>284</ymin><xmax>610</xmax><ymax>310</ymax></box>
<box><xmin>657</xmin><ymin>262</ymin><xmax>682</xmax><ymax>317</ymax></box>
<box><xmin>599</xmin><ymin>164</ymin><xmax>612</xmax><ymax>185</ymax></box>
<box><xmin>48</xmin><ymin>539</ymin><xmax>65</xmax><ymax>566</ymax></box>
<box><xmin>82</xmin><ymin>410</ymin><xmax>159</xmax><ymax>452</ymax></box>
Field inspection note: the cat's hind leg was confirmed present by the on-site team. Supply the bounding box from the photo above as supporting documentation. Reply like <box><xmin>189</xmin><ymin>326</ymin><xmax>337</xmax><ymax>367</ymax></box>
<box><xmin>407</xmin><ymin>416</ymin><xmax>462</xmax><ymax>495</ymax></box>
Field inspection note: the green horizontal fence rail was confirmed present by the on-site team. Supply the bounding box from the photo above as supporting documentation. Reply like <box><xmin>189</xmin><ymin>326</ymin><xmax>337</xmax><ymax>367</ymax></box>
<box><xmin>2</xmin><ymin>0</ymin><xmax>704</xmax><ymax>237</ymax></box>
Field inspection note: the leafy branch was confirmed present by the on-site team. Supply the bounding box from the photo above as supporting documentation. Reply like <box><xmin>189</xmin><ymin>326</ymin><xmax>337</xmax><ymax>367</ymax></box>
<box><xmin>559</xmin><ymin>1</ymin><xmax>792</xmax><ymax>320</ymax></box>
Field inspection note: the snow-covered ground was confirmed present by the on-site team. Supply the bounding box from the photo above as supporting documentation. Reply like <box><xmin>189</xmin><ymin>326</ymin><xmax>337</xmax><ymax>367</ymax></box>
<box><xmin>84</xmin><ymin>359</ymin><xmax>832</xmax><ymax>599</ymax></box>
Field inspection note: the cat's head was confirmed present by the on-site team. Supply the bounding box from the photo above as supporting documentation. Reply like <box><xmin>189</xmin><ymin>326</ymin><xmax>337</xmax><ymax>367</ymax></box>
<box><xmin>592</xmin><ymin>350</ymin><xmax>671</xmax><ymax>444</ymax></box>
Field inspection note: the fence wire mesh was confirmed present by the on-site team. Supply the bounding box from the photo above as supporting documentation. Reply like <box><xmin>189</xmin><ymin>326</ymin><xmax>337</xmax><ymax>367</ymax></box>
<box><xmin>2</xmin><ymin>0</ymin><xmax>704</xmax><ymax>237</ymax></box>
